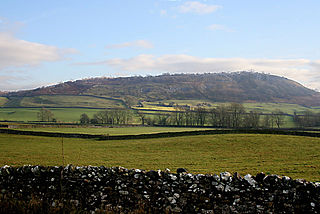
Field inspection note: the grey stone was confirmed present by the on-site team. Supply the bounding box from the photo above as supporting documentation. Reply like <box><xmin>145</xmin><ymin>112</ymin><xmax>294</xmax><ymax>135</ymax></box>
<box><xmin>220</xmin><ymin>172</ymin><xmax>232</xmax><ymax>182</ymax></box>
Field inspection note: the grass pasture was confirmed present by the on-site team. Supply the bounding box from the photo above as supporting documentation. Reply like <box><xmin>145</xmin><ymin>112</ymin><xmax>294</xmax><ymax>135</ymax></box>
<box><xmin>0</xmin><ymin>108</ymin><xmax>103</xmax><ymax>122</ymax></box>
<box><xmin>14</xmin><ymin>126</ymin><xmax>215</xmax><ymax>135</ymax></box>
<box><xmin>145</xmin><ymin>100</ymin><xmax>320</xmax><ymax>115</ymax></box>
<box><xmin>242</xmin><ymin>102</ymin><xmax>320</xmax><ymax>114</ymax></box>
<box><xmin>0</xmin><ymin>133</ymin><xmax>319</xmax><ymax>181</ymax></box>
<box><xmin>0</xmin><ymin>97</ymin><xmax>7</xmax><ymax>106</ymax></box>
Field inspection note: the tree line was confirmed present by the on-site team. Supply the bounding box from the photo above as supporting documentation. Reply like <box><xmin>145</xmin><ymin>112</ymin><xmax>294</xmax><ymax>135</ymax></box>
<box><xmin>37</xmin><ymin>104</ymin><xmax>320</xmax><ymax>129</ymax></box>
<box><xmin>78</xmin><ymin>103</ymin><xmax>287</xmax><ymax>128</ymax></box>
<box><xmin>141</xmin><ymin>103</ymin><xmax>286</xmax><ymax>128</ymax></box>
<box><xmin>80</xmin><ymin>109</ymin><xmax>132</xmax><ymax>125</ymax></box>
<box><xmin>293</xmin><ymin>110</ymin><xmax>320</xmax><ymax>128</ymax></box>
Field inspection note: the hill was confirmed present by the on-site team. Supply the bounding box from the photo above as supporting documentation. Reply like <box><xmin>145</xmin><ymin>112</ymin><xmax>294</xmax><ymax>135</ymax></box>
<box><xmin>2</xmin><ymin>72</ymin><xmax>320</xmax><ymax>107</ymax></box>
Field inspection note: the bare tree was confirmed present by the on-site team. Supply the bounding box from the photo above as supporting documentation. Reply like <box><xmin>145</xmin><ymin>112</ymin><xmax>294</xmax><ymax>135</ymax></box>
<box><xmin>93</xmin><ymin>109</ymin><xmax>132</xmax><ymax>125</ymax></box>
<box><xmin>294</xmin><ymin>110</ymin><xmax>319</xmax><ymax>128</ymax></box>
<box><xmin>194</xmin><ymin>107</ymin><xmax>207</xmax><ymax>126</ymax></box>
<box><xmin>184</xmin><ymin>109</ymin><xmax>196</xmax><ymax>126</ymax></box>
<box><xmin>228</xmin><ymin>103</ymin><xmax>245</xmax><ymax>128</ymax></box>
<box><xmin>262</xmin><ymin>114</ymin><xmax>272</xmax><ymax>128</ymax></box>
<box><xmin>243</xmin><ymin>111</ymin><xmax>260</xmax><ymax>128</ymax></box>
<box><xmin>37</xmin><ymin>108</ymin><xmax>55</xmax><ymax>122</ymax></box>
<box><xmin>214</xmin><ymin>104</ymin><xmax>230</xmax><ymax>127</ymax></box>
<box><xmin>137</xmin><ymin>112</ymin><xmax>146</xmax><ymax>125</ymax></box>
<box><xmin>156</xmin><ymin>114</ymin><xmax>170</xmax><ymax>125</ymax></box>
<box><xmin>272</xmin><ymin>110</ymin><xmax>285</xmax><ymax>128</ymax></box>
<box><xmin>171</xmin><ymin>106</ymin><xmax>185</xmax><ymax>126</ymax></box>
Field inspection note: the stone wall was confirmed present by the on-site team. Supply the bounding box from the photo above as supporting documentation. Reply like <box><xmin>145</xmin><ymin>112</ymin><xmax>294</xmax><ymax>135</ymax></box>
<box><xmin>0</xmin><ymin>165</ymin><xmax>319</xmax><ymax>213</ymax></box>
<box><xmin>2</xmin><ymin>128</ymin><xmax>320</xmax><ymax>141</ymax></box>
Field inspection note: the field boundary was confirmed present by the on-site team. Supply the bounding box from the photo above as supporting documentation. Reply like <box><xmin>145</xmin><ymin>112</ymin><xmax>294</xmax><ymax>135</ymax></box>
<box><xmin>1</xmin><ymin>128</ymin><xmax>320</xmax><ymax>140</ymax></box>
<box><xmin>1</xmin><ymin>165</ymin><xmax>318</xmax><ymax>213</ymax></box>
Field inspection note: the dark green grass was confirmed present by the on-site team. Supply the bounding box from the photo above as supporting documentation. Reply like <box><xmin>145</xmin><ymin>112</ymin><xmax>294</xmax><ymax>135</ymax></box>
<box><xmin>0</xmin><ymin>133</ymin><xmax>319</xmax><ymax>181</ymax></box>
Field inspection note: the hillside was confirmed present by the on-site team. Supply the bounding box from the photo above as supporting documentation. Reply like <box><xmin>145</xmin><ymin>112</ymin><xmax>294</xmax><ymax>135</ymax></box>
<box><xmin>2</xmin><ymin>72</ymin><xmax>320</xmax><ymax>107</ymax></box>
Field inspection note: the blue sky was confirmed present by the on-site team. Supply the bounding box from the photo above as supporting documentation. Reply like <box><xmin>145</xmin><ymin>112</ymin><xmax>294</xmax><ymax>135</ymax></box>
<box><xmin>1</xmin><ymin>0</ymin><xmax>320</xmax><ymax>91</ymax></box>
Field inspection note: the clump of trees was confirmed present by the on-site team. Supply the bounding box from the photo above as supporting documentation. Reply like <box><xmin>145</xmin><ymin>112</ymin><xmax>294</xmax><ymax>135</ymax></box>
<box><xmin>79</xmin><ymin>103</ymin><xmax>291</xmax><ymax>128</ymax></box>
<box><xmin>167</xmin><ymin>103</ymin><xmax>262</xmax><ymax>128</ymax></box>
<box><xmin>80</xmin><ymin>109</ymin><xmax>132</xmax><ymax>125</ymax></box>
<box><xmin>294</xmin><ymin>110</ymin><xmax>320</xmax><ymax>128</ymax></box>
<box><xmin>37</xmin><ymin>108</ymin><xmax>56</xmax><ymax>122</ymax></box>
<box><xmin>80</xmin><ymin>113</ymin><xmax>90</xmax><ymax>124</ymax></box>
<box><xmin>138</xmin><ymin>103</ymin><xmax>286</xmax><ymax>128</ymax></box>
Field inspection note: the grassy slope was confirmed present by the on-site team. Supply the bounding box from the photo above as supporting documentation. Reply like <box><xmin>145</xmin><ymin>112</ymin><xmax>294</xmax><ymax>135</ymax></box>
<box><xmin>149</xmin><ymin>100</ymin><xmax>320</xmax><ymax>114</ymax></box>
<box><xmin>0</xmin><ymin>108</ymin><xmax>103</xmax><ymax>122</ymax></box>
<box><xmin>0</xmin><ymin>133</ymin><xmax>319</xmax><ymax>181</ymax></box>
<box><xmin>14</xmin><ymin>126</ymin><xmax>215</xmax><ymax>135</ymax></box>
<box><xmin>18</xmin><ymin>95</ymin><xmax>124</xmax><ymax>108</ymax></box>
<box><xmin>0</xmin><ymin>97</ymin><xmax>7</xmax><ymax>106</ymax></box>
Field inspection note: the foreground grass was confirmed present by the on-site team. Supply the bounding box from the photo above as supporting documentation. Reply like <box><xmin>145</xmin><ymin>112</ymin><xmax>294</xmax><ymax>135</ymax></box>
<box><xmin>0</xmin><ymin>133</ymin><xmax>319</xmax><ymax>181</ymax></box>
<box><xmin>14</xmin><ymin>126</ymin><xmax>215</xmax><ymax>135</ymax></box>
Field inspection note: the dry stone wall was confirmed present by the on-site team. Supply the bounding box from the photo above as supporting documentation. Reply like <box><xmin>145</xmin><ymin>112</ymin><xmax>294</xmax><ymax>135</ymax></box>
<box><xmin>0</xmin><ymin>165</ymin><xmax>319</xmax><ymax>213</ymax></box>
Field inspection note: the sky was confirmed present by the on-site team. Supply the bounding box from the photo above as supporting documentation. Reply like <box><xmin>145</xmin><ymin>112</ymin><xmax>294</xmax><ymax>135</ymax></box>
<box><xmin>1</xmin><ymin>0</ymin><xmax>320</xmax><ymax>91</ymax></box>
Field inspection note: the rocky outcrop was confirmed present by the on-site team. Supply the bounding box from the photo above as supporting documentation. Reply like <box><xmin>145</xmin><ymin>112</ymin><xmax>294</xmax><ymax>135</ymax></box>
<box><xmin>0</xmin><ymin>165</ymin><xmax>319</xmax><ymax>213</ymax></box>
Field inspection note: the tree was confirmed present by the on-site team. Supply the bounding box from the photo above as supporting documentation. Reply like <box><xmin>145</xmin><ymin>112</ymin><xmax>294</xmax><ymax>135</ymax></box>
<box><xmin>262</xmin><ymin>114</ymin><xmax>272</xmax><ymax>128</ymax></box>
<box><xmin>137</xmin><ymin>112</ymin><xmax>146</xmax><ymax>125</ymax></box>
<box><xmin>243</xmin><ymin>111</ymin><xmax>260</xmax><ymax>128</ymax></box>
<box><xmin>80</xmin><ymin>113</ymin><xmax>90</xmax><ymax>124</ymax></box>
<box><xmin>92</xmin><ymin>109</ymin><xmax>132</xmax><ymax>125</ymax></box>
<box><xmin>294</xmin><ymin>110</ymin><xmax>320</xmax><ymax>128</ymax></box>
<box><xmin>194</xmin><ymin>107</ymin><xmax>207</xmax><ymax>126</ymax></box>
<box><xmin>37</xmin><ymin>108</ymin><xmax>55</xmax><ymax>122</ymax></box>
<box><xmin>93</xmin><ymin>111</ymin><xmax>109</xmax><ymax>124</ymax></box>
<box><xmin>272</xmin><ymin>110</ymin><xmax>285</xmax><ymax>128</ymax></box>
<box><xmin>228</xmin><ymin>103</ymin><xmax>245</xmax><ymax>128</ymax></box>
<box><xmin>214</xmin><ymin>104</ymin><xmax>230</xmax><ymax>127</ymax></box>
<box><xmin>184</xmin><ymin>109</ymin><xmax>196</xmax><ymax>126</ymax></box>
<box><xmin>171</xmin><ymin>107</ymin><xmax>185</xmax><ymax>126</ymax></box>
<box><xmin>156</xmin><ymin>114</ymin><xmax>169</xmax><ymax>125</ymax></box>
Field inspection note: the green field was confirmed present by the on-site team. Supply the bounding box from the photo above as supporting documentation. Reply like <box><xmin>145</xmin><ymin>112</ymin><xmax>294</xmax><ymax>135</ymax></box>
<box><xmin>0</xmin><ymin>97</ymin><xmax>8</xmax><ymax>106</ymax></box>
<box><xmin>148</xmin><ymin>100</ymin><xmax>320</xmax><ymax>114</ymax></box>
<box><xmin>1</xmin><ymin>95</ymin><xmax>124</xmax><ymax>108</ymax></box>
<box><xmin>0</xmin><ymin>108</ymin><xmax>103</xmax><ymax>122</ymax></box>
<box><xmin>0</xmin><ymin>133</ymin><xmax>319</xmax><ymax>181</ymax></box>
<box><xmin>0</xmin><ymin>108</ymin><xmax>299</xmax><ymax>128</ymax></box>
<box><xmin>14</xmin><ymin>126</ymin><xmax>215</xmax><ymax>135</ymax></box>
<box><xmin>243</xmin><ymin>102</ymin><xmax>320</xmax><ymax>114</ymax></box>
<box><xmin>1</xmin><ymin>98</ymin><xmax>320</xmax><ymax>128</ymax></box>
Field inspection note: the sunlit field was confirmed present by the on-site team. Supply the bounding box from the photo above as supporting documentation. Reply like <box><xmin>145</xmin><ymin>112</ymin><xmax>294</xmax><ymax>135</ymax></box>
<box><xmin>1</xmin><ymin>133</ymin><xmax>319</xmax><ymax>181</ymax></box>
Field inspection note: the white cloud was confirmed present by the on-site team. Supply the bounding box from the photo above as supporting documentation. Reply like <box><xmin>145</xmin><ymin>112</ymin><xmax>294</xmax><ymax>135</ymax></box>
<box><xmin>0</xmin><ymin>74</ymin><xmax>52</xmax><ymax>91</ymax></box>
<box><xmin>160</xmin><ymin>10</ymin><xmax>167</xmax><ymax>16</ymax></box>
<box><xmin>207</xmin><ymin>24</ymin><xmax>234</xmax><ymax>32</ymax></box>
<box><xmin>105</xmin><ymin>40</ymin><xmax>154</xmax><ymax>49</ymax></box>
<box><xmin>178</xmin><ymin>1</ymin><xmax>221</xmax><ymax>15</ymax></box>
<box><xmin>101</xmin><ymin>54</ymin><xmax>320</xmax><ymax>90</ymax></box>
<box><xmin>0</xmin><ymin>32</ymin><xmax>75</xmax><ymax>70</ymax></box>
